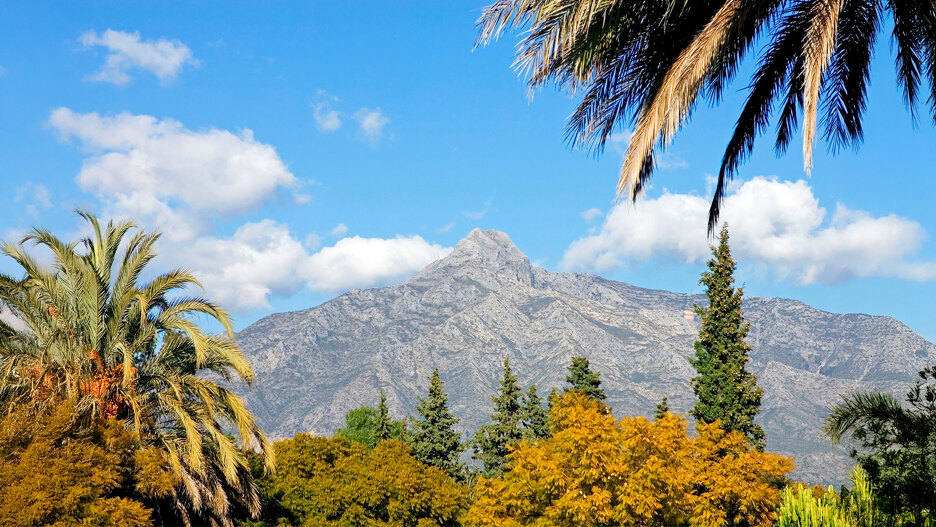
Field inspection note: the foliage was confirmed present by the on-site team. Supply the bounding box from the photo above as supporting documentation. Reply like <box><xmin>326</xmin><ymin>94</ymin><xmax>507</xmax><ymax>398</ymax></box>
<box><xmin>824</xmin><ymin>365</ymin><xmax>936</xmax><ymax>522</ymax></box>
<box><xmin>337</xmin><ymin>401</ymin><xmax>406</xmax><ymax>449</ymax></box>
<box><xmin>410</xmin><ymin>368</ymin><xmax>465</xmax><ymax>481</ymax></box>
<box><xmin>776</xmin><ymin>466</ymin><xmax>931</xmax><ymax>527</ymax></box>
<box><xmin>654</xmin><ymin>396</ymin><xmax>670</xmax><ymax>420</ymax></box>
<box><xmin>520</xmin><ymin>383</ymin><xmax>549</xmax><ymax>442</ymax></box>
<box><xmin>472</xmin><ymin>357</ymin><xmax>524</xmax><ymax>477</ymax></box>
<box><xmin>463</xmin><ymin>391</ymin><xmax>794</xmax><ymax>527</ymax></box>
<box><xmin>0</xmin><ymin>399</ymin><xmax>164</xmax><ymax>527</ymax></box>
<box><xmin>476</xmin><ymin>0</ymin><xmax>936</xmax><ymax>231</ymax></box>
<box><xmin>691</xmin><ymin>224</ymin><xmax>765</xmax><ymax>450</ymax></box>
<box><xmin>564</xmin><ymin>356</ymin><xmax>605</xmax><ymax>401</ymax></box>
<box><xmin>0</xmin><ymin>212</ymin><xmax>272</xmax><ymax>526</ymax></box>
<box><xmin>254</xmin><ymin>434</ymin><xmax>468</xmax><ymax>526</ymax></box>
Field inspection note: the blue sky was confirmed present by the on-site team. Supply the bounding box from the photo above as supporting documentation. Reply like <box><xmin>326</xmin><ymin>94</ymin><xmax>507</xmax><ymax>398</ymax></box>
<box><xmin>2</xmin><ymin>1</ymin><xmax>936</xmax><ymax>342</ymax></box>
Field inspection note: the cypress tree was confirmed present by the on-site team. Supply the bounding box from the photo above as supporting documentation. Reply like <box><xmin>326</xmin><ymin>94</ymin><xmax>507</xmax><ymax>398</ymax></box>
<box><xmin>472</xmin><ymin>357</ymin><xmax>524</xmax><ymax>477</ymax></box>
<box><xmin>521</xmin><ymin>384</ymin><xmax>550</xmax><ymax>442</ymax></box>
<box><xmin>565</xmin><ymin>356</ymin><xmax>606</xmax><ymax>401</ymax></box>
<box><xmin>690</xmin><ymin>224</ymin><xmax>765</xmax><ymax>450</ymax></box>
<box><xmin>411</xmin><ymin>369</ymin><xmax>465</xmax><ymax>480</ymax></box>
<box><xmin>377</xmin><ymin>391</ymin><xmax>392</xmax><ymax>441</ymax></box>
<box><xmin>654</xmin><ymin>397</ymin><xmax>670</xmax><ymax>420</ymax></box>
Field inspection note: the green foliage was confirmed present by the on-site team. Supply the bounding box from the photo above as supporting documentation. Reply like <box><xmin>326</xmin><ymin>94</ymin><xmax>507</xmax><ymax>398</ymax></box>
<box><xmin>0</xmin><ymin>212</ymin><xmax>272</xmax><ymax>525</ymax></box>
<box><xmin>472</xmin><ymin>357</ymin><xmax>524</xmax><ymax>477</ymax></box>
<box><xmin>254</xmin><ymin>434</ymin><xmax>467</xmax><ymax>526</ymax></box>
<box><xmin>564</xmin><ymin>356</ymin><xmax>606</xmax><ymax>401</ymax></box>
<box><xmin>410</xmin><ymin>369</ymin><xmax>465</xmax><ymax>481</ymax></box>
<box><xmin>337</xmin><ymin>401</ymin><xmax>405</xmax><ymax>449</ymax></box>
<box><xmin>0</xmin><ymin>400</ymin><xmax>158</xmax><ymax>527</ymax></box>
<box><xmin>776</xmin><ymin>466</ymin><xmax>931</xmax><ymax>527</ymax></box>
<box><xmin>690</xmin><ymin>224</ymin><xmax>766</xmax><ymax>450</ymax></box>
<box><xmin>654</xmin><ymin>396</ymin><xmax>670</xmax><ymax>420</ymax></box>
<box><xmin>825</xmin><ymin>365</ymin><xmax>936</xmax><ymax>522</ymax></box>
<box><xmin>521</xmin><ymin>383</ymin><xmax>549</xmax><ymax>442</ymax></box>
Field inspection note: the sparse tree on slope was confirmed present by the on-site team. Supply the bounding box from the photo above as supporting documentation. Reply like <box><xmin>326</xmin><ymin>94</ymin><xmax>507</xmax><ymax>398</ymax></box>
<box><xmin>472</xmin><ymin>357</ymin><xmax>524</xmax><ymax>477</ymax></box>
<box><xmin>411</xmin><ymin>369</ymin><xmax>464</xmax><ymax>481</ymax></box>
<box><xmin>691</xmin><ymin>224</ymin><xmax>765</xmax><ymax>450</ymax></box>
<box><xmin>565</xmin><ymin>356</ymin><xmax>606</xmax><ymax>402</ymax></box>
<box><xmin>521</xmin><ymin>383</ymin><xmax>549</xmax><ymax>442</ymax></box>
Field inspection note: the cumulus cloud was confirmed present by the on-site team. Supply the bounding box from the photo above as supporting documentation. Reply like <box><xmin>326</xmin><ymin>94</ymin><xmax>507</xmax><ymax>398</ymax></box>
<box><xmin>562</xmin><ymin>177</ymin><xmax>936</xmax><ymax>285</ymax></box>
<box><xmin>48</xmin><ymin>108</ymin><xmax>299</xmax><ymax>242</ymax></box>
<box><xmin>354</xmin><ymin>108</ymin><xmax>390</xmax><ymax>145</ymax></box>
<box><xmin>180</xmin><ymin>221</ymin><xmax>451</xmax><ymax>309</ymax></box>
<box><xmin>80</xmin><ymin>29</ymin><xmax>197</xmax><ymax>85</ymax></box>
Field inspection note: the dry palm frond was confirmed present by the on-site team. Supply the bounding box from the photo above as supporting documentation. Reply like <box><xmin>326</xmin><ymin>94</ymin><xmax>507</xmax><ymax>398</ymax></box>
<box><xmin>620</xmin><ymin>0</ymin><xmax>743</xmax><ymax>199</ymax></box>
<box><xmin>801</xmin><ymin>0</ymin><xmax>846</xmax><ymax>173</ymax></box>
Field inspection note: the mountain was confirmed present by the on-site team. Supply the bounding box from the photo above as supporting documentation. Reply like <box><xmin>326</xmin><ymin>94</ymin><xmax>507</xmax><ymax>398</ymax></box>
<box><xmin>235</xmin><ymin>229</ymin><xmax>936</xmax><ymax>484</ymax></box>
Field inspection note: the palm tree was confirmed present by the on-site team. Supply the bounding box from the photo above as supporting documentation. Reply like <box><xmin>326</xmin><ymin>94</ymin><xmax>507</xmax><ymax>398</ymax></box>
<box><xmin>0</xmin><ymin>211</ymin><xmax>273</xmax><ymax>527</ymax></box>
<box><xmin>478</xmin><ymin>0</ymin><xmax>936</xmax><ymax>231</ymax></box>
<box><xmin>823</xmin><ymin>365</ymin><xmax>936</xmax><ymax>521</ymax></box>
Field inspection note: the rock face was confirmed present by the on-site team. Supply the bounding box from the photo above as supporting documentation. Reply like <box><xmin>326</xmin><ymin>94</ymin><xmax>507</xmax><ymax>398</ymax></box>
<box><xmin>236</xmin><ymin>229</ymin><xmax>936</xmax><ymax>484</ymax></box>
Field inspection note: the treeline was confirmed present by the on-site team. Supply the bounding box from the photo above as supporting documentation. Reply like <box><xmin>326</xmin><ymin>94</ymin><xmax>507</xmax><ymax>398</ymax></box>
<box><xmin>0</xmin><ymin>215</ymin><xmax>934</xmax><ymax>527</ymax></box>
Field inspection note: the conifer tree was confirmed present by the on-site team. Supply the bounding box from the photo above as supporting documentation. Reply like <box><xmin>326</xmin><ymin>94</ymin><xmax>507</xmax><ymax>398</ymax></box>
<box><xmin>411</xmin><ymin>369</ymin><xmax>465</xmax><ymax>480</ymax></box>
<box><xmin>654</xmin><ymin>397</ymin><xmax>670</xmax><ymax>420</ymax></box>
<box><xmin>472</xmin><ymin>357</ymin><xmax>524</xmax><ymax>477</ymax></box>
<box><xmin>690</xmin><ymin>224</ymin><xmax>765</xmax><ymax>450</ymax></box>
<box><xmin>565</xmin><ymin>356</ymin><xmax>606</xmax><ymax>401</ymax></box>
<box><xmin>522</xmin><ymin>384</ymin><xmax>550</xmax><ymax>442</ymax></box>
<box><xmin>377</xmin><ymin>391</ymin><xmax>392</xmax><ymax>442</ymax></box>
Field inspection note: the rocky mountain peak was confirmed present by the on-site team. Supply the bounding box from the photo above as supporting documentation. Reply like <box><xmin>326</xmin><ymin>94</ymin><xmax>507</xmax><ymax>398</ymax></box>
<box><xmin>413</xmin><ymin>229</ymin><xmax>533</xmax><ymax>286</ymax></box>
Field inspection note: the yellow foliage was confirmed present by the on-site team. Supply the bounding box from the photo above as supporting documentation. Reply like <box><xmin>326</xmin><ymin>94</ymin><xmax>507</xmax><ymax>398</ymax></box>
<box><xmin>464</xmin><ymin>392</ymin><xmax>794</xmax><ymax>527</ymax></box>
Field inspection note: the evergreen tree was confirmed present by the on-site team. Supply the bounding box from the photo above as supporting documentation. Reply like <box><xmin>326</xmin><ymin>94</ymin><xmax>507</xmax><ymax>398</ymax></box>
<box><xmin>411</xmin><ymin>369</ymin><xmax>465</xmax><ymax>481</ymax></box>
<box><xmin>654</xmin><ymin>397</ymin><xmax>670</xmax><ymax>420</ymax></box>
<box><xmin>377</xmin><ymin>391</ymin><xmax>392</xmax><ymax>441</ymax></box>
<box><xmin>565</xmin><ymin>356</ymin><xmax>606</xmax><ymax>401</ymax></box>
<box><xmin>522</xmin><ymin>384</ymin><xmax>550</xmax><ymax>442</ymax></box>
<box><xmin>472</xmin><ymin>357</ymin><xmax>524</xmax><ymax>477</ymax></box>
<box><xmin>690</xmin><ymin>224</ymin><xmax>765</xmax><ymax>450</ymax></box>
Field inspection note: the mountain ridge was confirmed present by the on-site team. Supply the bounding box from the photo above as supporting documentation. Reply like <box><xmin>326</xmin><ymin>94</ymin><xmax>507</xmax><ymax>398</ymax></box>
<box><xmin>235</xmin><ymin>229</ymin><xmax>936</xmax><ymax>484</ymax></box>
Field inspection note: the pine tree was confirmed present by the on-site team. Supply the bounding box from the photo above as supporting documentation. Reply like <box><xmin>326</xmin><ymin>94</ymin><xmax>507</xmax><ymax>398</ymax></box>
<box><xmin>690</xmin><ymin>224</ymin><xmax>765</xmax><ymax>450</ymax></box>
<box><xmin>411</xmin><ymin>369</ymin><xmax>465</xmax><ymax>480</ymax></box>
<box><xmin>654</xmin><ymin>397</ymin><xmax>670</xmax><ymax>420</ymax></box>
<box><xmin>565</xmin><ymin>356</ymin><xmax>606</xmax><ymax>401</ymax></box>
<box><xmin>472</xmin><ymin>357</ymin><xmax>524</xmax><ymax>477</ymax></box>
<box><xmin>377</xmin><ymin>391</ymin><xmax>392</xmax><ymax>441</ymax></box>
<box><xmin>522</xmin><ymin>384</ymin><xmax>550</xmax><ymax>442</ymax></box>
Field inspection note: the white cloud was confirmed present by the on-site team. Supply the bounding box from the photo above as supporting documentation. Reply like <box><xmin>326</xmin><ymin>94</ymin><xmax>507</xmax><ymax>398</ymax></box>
<box><xmin>437</xmin><ymin>222</ymin><xmax>455</xmax><ymax>233</ymax></box>
<box><xmin>15</xmin><ymin>182</ymin><xmax>53</xmax><ymax>219</ymax></box>
<box><xmin>302</xmin><ymin>235</ymin><xmax>451</xmax><ymax>291</ymax></box>
<box><xmin>330</xmin><ymin>223</ymin><xmax>348</xmax><ymax>236</ymax></box>
<box><xmin>463</xmin><ymin>197</ymin><xmax>493</xmax><ymax>220</ymax></box>
<box><xmin>354</xmin><ymin>108</ymin><xmax>390</xmax><ymax>145</ymax></box>
<box><xmin>580</xmin><ymin>207</ymin><xmax>603</xmax><ymax>222</ymax></box>
<box><xmin>180</xmin><ymin>221</ymin><xmax>451</xmax><ymax>310</ymax></box>
<box><xmin>313</xmin><ymin>102</ymin><xmax>341</xmax><ymax>132</ymax></box>
<box><xmin>562</xmin><ymin>177</ymin><xmax>936</xmax><ymax>285</ymax></box>
<box><xmin>48</xmin><ymin>108</ymin><xmax>299</xmax><ymax>242</ymax></box>
<box><xmin>80</xmin><ymin>29</ymin><xmax>197</xmax><ymax>85</ymax></box>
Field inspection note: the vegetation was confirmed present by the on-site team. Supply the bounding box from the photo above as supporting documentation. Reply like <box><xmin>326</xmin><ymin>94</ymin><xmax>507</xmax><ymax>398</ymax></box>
<box><xmin>337</xmin><ymin>399</ymin><xmax>406</xmax><ymax>449</ymax></box>
<box><xmin>824</xmin><ymin>365</ymin><xmax>936</xmax><ymax>522</ymax></box>
<box><xmin>252</xmin><ymin>435</ymin><xmax>467</xmax><ymax>526</ymax></box>
<box><xmin>520</xmin><ymin>383</ymin><xmax>548</xmax><ymax>442</ymax></box>
<box><xmin>476</xmin><ymin>0</ymin><xmax>936</xmax><ymax>230</ymax></box>
<box><xmin>410</xmin><ymin>368</ymin><xmax>465</xmax><ymax>481</ymax></box>
<box><xmin>471</xmin><ymin>357</ymin><xmax>524</xmax><ymax>478</ymax></box>
<box><xmin>0</xmin><ymin>212</ymin><xmax>271</xmax><ymax>526</ymax></box>
<box><xmin>464</xmin><ymin>391</ymin><xmax>794</xmax><ymax>527</ymax></box>
<box><xmin>691</xmin><ymin>224</ymin><xmax>766</xmax><ymax>450</ymax></box>
<box><xmin>654</xmin><ymin>396</ymin><xmax>670</xmax><ymax>420</ymax></box>
<box><xmin>564</xmin><ymin>355</ymin><xmax>605</xmax><ymax>401</ymax></box>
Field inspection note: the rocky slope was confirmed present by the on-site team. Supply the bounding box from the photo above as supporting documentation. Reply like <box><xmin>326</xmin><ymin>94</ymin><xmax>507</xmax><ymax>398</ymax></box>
<box><xmin>235</xmin><ymin>229</ymin><xmax>936</xmax><ymax>484</ymax></box>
